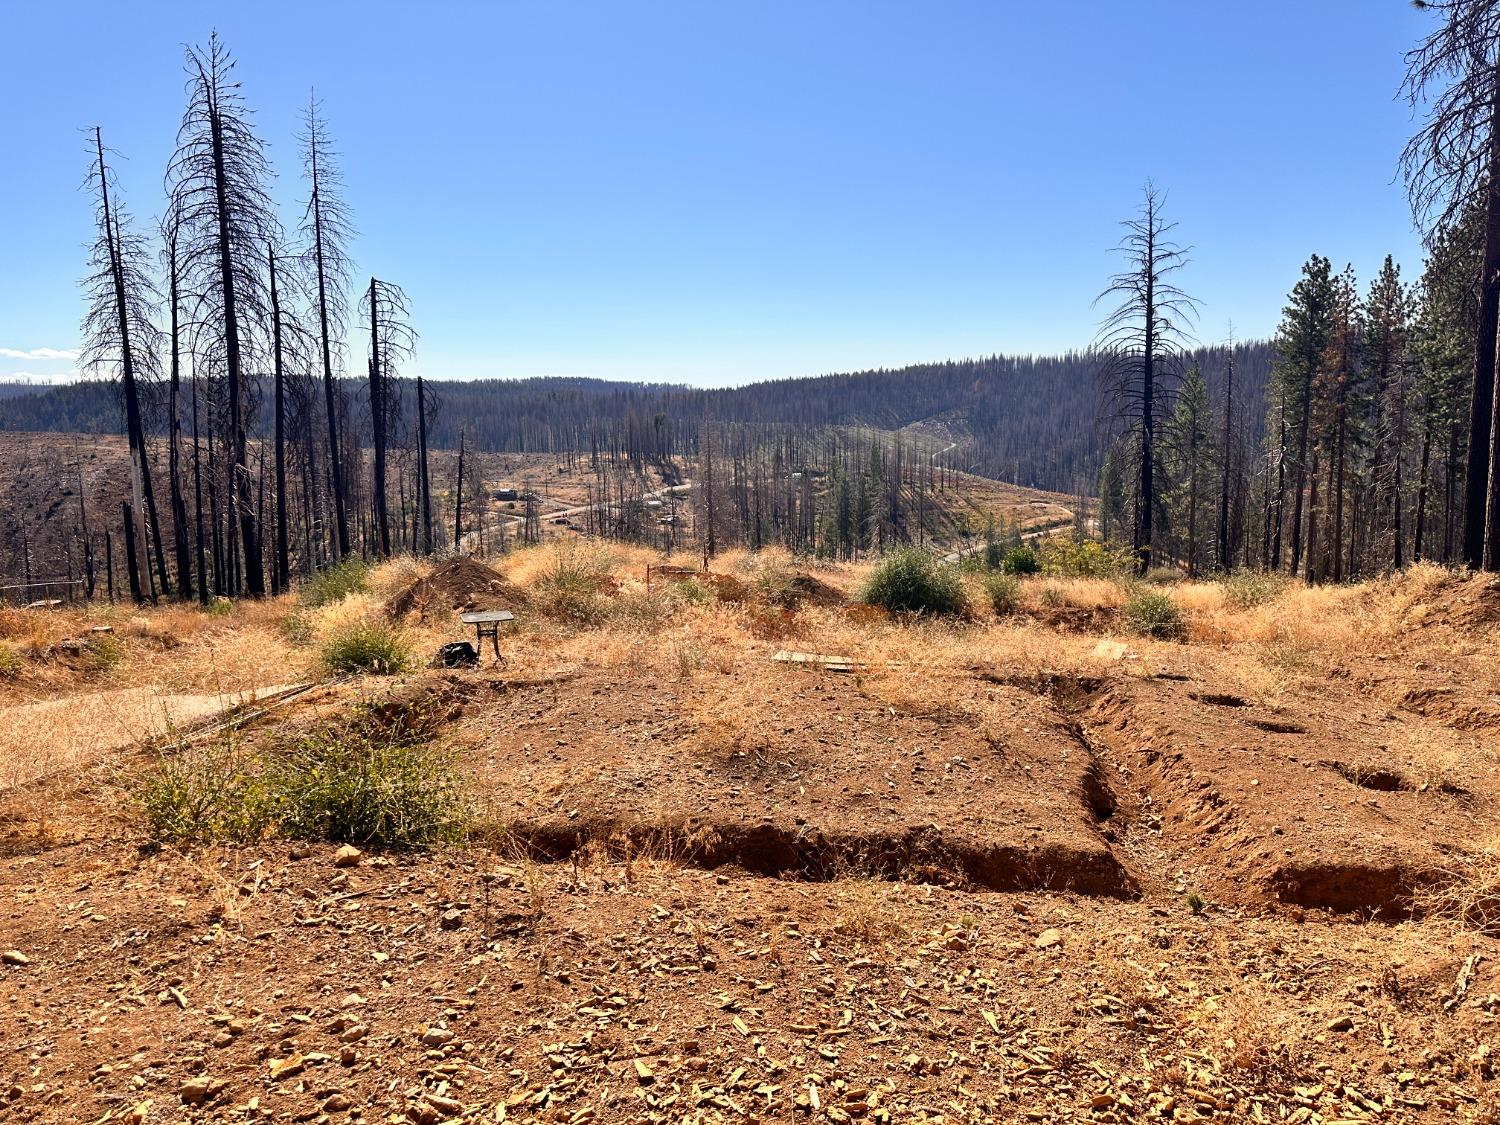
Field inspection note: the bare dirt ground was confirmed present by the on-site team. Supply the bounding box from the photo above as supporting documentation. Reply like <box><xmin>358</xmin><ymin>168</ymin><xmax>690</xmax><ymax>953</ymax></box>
<box><xmin>7</xmin><ymin>550</ymin><xmax>1500</xmax><ymax>1122</ymax></box>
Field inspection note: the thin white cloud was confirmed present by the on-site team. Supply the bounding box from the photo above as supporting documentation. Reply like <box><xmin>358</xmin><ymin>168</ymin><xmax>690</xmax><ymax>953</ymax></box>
<box><xmin>0</xmin><ymin>347</ymin><xmax>79</xmax><ymax>360</ymax></box>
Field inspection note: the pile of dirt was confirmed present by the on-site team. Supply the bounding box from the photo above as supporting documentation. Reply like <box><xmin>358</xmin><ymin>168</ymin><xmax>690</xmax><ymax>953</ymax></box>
<box><xmin>788</xmin><ymin>572</ymin><xmax>847</xmax><ymax>607</ymax></box>
<box><xmin>385</xmin><ymin>557</ymin><xmax>529</xmax><ymax>622</ymax></box>
<box><xmin>1425</xmin><ymin>571</ymin><xmax>1500</xmax><ymax>630</ymax></box>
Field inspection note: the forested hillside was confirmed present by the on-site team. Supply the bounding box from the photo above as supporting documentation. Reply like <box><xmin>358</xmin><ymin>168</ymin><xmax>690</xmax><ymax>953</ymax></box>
<box><xmin>0</xmin><ymin>341</ymin><xmax>1271</xmax><ymax>496</ymax></box>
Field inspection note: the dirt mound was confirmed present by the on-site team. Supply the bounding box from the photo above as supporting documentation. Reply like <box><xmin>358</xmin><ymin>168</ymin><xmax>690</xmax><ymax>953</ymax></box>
<box><xmin>385</xmin><ymin>557</ymin><xmax>529</xmax><ymax>621</ymax></box>
<box><xmin>788</xmin><ymin>573</ymin><xmax>847</xmax><ymax>607</ymax></box>
<box><xmin>1411</xmin><ymin>571</ymin><xmax>1500</xmax><ymax>630</ymax></box>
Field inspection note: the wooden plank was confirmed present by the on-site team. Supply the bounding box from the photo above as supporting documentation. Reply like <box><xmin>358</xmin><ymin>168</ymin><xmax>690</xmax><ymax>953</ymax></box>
<box><xmin>772</xmin><ymin>650</ymin><xmax>865</xmax><ymax>673</ymax></box>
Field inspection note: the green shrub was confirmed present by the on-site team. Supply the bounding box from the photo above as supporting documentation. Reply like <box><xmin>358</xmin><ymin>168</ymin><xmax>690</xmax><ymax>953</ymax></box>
<box><xmin>534</xmin><ymin>546</ymin><xmax>612</xmax><ymax>624</ymax></box>
<box><xmin>1002</xmin><ymin>545</ymin><xmax>1039</xmax><ymax>575</ymax></box>
<box><xmin>981</xmin><ymin>572</ymin><xmax>1022</xmax><ymax>616</ymax></box>
<box><xmin>84</xmin><ymin>634</ymin><xmax>125</xmax><ymax>673</ymax></box>
<box><xmin>750</xmin><ymin>561</ymin><xmax>799</xmax><ymax>608</ymax></box>
<box><xmin>280</xmin><ymin>612</ymin><xmax>314</xmax><ymax>647</ymax></box>
<box><xmin>1038</xmin><ymin>539</ymin><xmax>1132</xmax><ymax>578</ymax></box>
<box><xmin>1039</xmin><ymin>583</ymin><xmax>1065</xmax><ymax>608</ymax></box>
<box><xmin>138</xmin><ymin>739</ymin><xmax>271</xmax><ymax>845</ymax></box>
<box><xmin>202</xmin><ymin>596</ymin><xmax>234</xmax><ymax>617</ymax></box>
<box><xmin>298</xmin><ymin>558</ymin><xmax>370</xmax><ymax>608</ymax></box>
<box><xmin>1220</xmin><ymin>569</ymin><xmax>1286</xmax><ymax>609</ymax></box>
<box><xmin>0</xmin><ymin>642</ymin><xmax>20</xmax><ymax>679</ymax></box>
<box><xmin>859</xmin><ymin>548</ymin><xmax>966</xmax><ymax>615</ymax></box>
<box><xmin>1123</xmin><ymin>587</ymin><xmax>1185</xmax><ymax>639</ymax></box>
<box><xmin>320</xmin><ymin>619</ymin><xmax>415</xmax><ymax>676</ymax></box>
<box><xmin>138</xmin><ymin>711</ymin><xmax>468</xmax><ymax>850</ymax></box>
<box><xmin>266</xmin><ymin>716</ymin><xmax>468</xmax><ymax>848</ymax></box>
<box><xmin>1144</xmin><ymin>566</ymin><xmax>1184</xmax><ymax>585</ymax></box>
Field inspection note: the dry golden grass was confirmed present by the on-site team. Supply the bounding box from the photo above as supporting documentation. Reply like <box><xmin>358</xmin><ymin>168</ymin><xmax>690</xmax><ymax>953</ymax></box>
<box><xmin>0</xmin><ymin>682</ymin><xmax>295</xmax><ymax>793</ymax></box>
<box><xmin>831</xmin><ymin>877</ymin><xmax>910</xmax><ymax>944</ymax></box>
<box><xmin>1021</xmin><ymin>575</ymin><xmax>1126</xmax><ymax>612</ymax></box>
<box><xmin>1415</xmin><ymin>833</ymin><xmax>1500</xmax><ymax>938</ymax></box>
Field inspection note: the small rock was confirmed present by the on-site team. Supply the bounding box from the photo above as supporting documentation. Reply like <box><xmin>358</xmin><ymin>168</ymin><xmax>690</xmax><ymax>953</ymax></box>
<box><xmin>333</xmin><ymin>845</ymin><xmax>363</xmax><ymax>868</ymax></box>
<box><xmin>1034</xmin><ymin>928</ymin><xmax>1063</xmax><ymax>950</ymax></box>
<box><xmin>289</xmin><ymin>843</ymin><xmax>313</xmax><ymax>861</ymax></box>
<box><xmin>268</xmin><ymin>1054</ymin><xmax>305</xmax><ymax>1081</ymax></box>
<box><xmin>439</xmin><ymin>908</ymin><xmax>463</xmax><ymax>931</ymax></box>
<box><xmin>1</xmin><ymin>950</ymin><xmax>29</xmax><ymax>967</ymax></box>
<box><xmin>635</xmin><ymin>1058</ymin><xmax>655</xmax><ymax>1084</ymax></box>
<box><xmin>426</xmin><ymin>1093</ymin><xmax>463</xmax><ymax>1117</ymax></box>
<box><xmin>322</xmin><ymin>1092</ymin><xmax>353</xmax><ymax>1112</ymax></box>
<box><xmin>421</xmin><ymin>1026</ymin><xmax>454</xmax><ymax>1047</ymax></box>
<box><xmin>1327</xmin><ymin>1015</ymin><xmax>1355</xmax><ymax>1032</ymax></box>
<box><xmin>339</xmin><ymin>1024</ymin><xmax>369</xmax><ymax>1043</ymax></box>
<box><xmin>179</xmin><ymin>1077</ymin><xmax>213</xmax><ymax>1106</ymax></box>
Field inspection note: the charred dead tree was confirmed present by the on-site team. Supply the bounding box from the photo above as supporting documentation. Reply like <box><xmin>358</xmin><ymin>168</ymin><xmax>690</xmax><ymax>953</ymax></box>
<box><xmin>1094</xmin><ymin>184</ymin><xmax>1198</xmax><ymax>574</ymax></box>
<box><xmin>163</xmin><ymin>205</ymin><xmax>194</xmax><ymax>599</ymax></box>
<box><xmin>190</xmin><ymin>369</ymin><xmax>210</xmax><ymax>604</ymax></box>
<box><xmin>453</xmin><ymin>428</ymin><xmax>466</xmax><ymax>554</ymax></box>
<box><xmin>83</xmin><ymin>126</ymin><xmax>167</xmax><ymax>602</ymax></box>
<box><xmin>415</xmin><ymin>375</ymin><xmax>436</xmax><ymax>555</ymax></box>
<box><xmin>1218</xmin><ymin>343</ymin><xmax>1236</xmax><ymax>571</ymax></box>
<box><xmin>361</xmin><ymin>277</ymin><xmax>416</xmax><ymax>559</ymax></box>
<box><xmin>300</xmin><ymin>96</ymin><xmax>355</xmax><ymax>563</ymax></box>
<box><xmin>170</xmin><ymin>33</ymin><xmax>279</xmax><ymax>595</ymax></box>
<box><xmin>269</xmin><ymin>245</ymin><xmax>291</xmax><ymax>593</ymax></box>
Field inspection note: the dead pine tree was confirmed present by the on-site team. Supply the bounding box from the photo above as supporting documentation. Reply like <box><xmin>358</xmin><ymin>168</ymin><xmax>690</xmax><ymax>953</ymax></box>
<box><xmin>82</xmin><ymin>126</ymin><xmax>167</xmax><ymax>603</ymax></box>
<box><xmin>162</xmin><ymin>203</ymin><xmax>194</xmax><ymax>599</ymax></box>
<box><xmin>415</xmin><ymin>375</ymin><xmax>437</xmax><ymax>555</ymax></box>
<box><xmin>169</xmin><ymin>32</ymin><xmax>280</xmax><ymax>595</ymax></box>
<box><xmin>300</xmin><ymin>94</ymin><xmax>356</xmax><ymax>562</ymax></box>
<box><xmin>189</xmin><ymin>367</ymin><xmax>210</xmax><ymax>604</ymax></box>
<box><xmin>453</xmin><ymin>427</ymin><xmax>466</xmax><ymax>554</ymax></box>
<box><xmin>269</xmin><ymin>244</ymin><xmax>292</xmax><ymax>592</ymax></box>
<box><xmin>360</xmin><ymin>277</ymin><xmax>416</xmax><ymax>559</ymax></box>
<box><xmin>1403</xmin><ymin>0</ymin><xmax>1500</xmax><ymax>567</ymax></box>
<box><xmin>1094</xmin><ymin>183</ymin><xmax>1199</xmax><ymax>574</ymax></box>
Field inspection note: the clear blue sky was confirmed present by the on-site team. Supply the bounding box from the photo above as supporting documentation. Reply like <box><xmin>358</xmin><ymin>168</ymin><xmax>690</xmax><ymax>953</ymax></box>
<box><xmin>0</xmin><ymin>0</ymin><xmax>1431</xmax><ymax>387</ymax></box>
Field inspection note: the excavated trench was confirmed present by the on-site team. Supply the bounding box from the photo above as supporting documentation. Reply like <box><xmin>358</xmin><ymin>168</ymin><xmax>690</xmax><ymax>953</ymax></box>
<box><xmin>373</xmin><ymin>665</ymin><xmax>1481</xmax><ymax>918</ymax></box>
<box><xmin>1080</xmin><ymin>672</ymin><xmax>1479</xmax><ymax>918</ymax></box>
<box><xmin>503</xmin><ymin>815</ymin><xmax>1137</xmax><ymax>896</ymax></box>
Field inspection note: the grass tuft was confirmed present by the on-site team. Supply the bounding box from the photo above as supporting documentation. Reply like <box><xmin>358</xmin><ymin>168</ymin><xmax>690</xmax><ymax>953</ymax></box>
<box><xmin>1220</xmin><ymin>569</ymin><xmax>1287</xmax><ymax>610</ymax></box>
<box><xmin>860</xmin><ymin>548</ymin><xmax>966</xmax><ymax>616</ymax></box>
<box><xmin>138</xmin><ymin>737</ymin><xmax>271</xmax><ymax>845</ymax></box>
<box><xmin>980</xmin><ymin>572</ymin><xmax>1022</xmax><ymax>616</ymax></box>
<box><xmin>320</xmin><ymin>619</ymin><xmax>415</xmax><ymax>676</ymax></box>
<box><xmin>1123</xmin><ymin>587</ymin><xmax>1185</xmax><ymax>639</ymax></box>
<box><xmin>298</xmin><ymin>558</ymin><xmax>370</xmax><ymax>608</ymax></box>
<box><xmin>266</xmin><ymin>713</ymin><xmax>469</xmax><ymax>848</ymax></box>
<box><xmin>138</xmin><ymin>706</ymin><xmax>467</xmax><ymax>849</ymax></box>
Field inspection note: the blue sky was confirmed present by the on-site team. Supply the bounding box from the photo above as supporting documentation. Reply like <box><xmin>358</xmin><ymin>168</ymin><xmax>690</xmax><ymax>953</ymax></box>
<box><xmin>0</xmin><ymin>1</ymin><xmax>1431</xmax><ymax>387</ymax></box>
